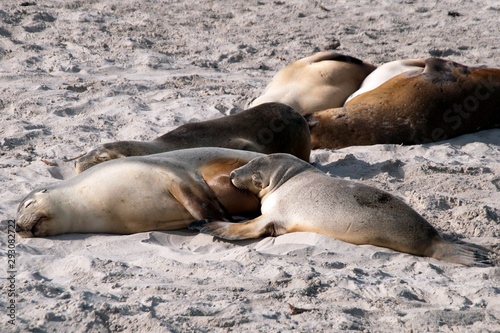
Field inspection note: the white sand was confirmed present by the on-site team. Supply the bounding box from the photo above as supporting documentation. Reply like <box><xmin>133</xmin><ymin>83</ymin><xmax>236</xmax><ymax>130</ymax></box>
<box><xmin>1</xmin><ymin>0</ymin><xmax>500</xmax><ymax>331</ymax></box>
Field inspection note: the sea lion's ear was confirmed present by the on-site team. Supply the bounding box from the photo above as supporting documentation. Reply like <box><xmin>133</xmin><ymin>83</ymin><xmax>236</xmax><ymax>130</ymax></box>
<box><xmin>304</xmin><ymin>114</ymin><xmax>319</xmax><ymax>130</ymax></box>
<box><xmin>251</xmin><ymin>172</ymin><xmax>264</xmax><ymax>189</ymax></box>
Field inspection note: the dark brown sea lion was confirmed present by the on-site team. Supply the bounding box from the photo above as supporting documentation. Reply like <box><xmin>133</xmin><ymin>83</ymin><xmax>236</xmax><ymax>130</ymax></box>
<box><xmin>307</xmin><ymin>58</ymin><xmax>500</xmax><ymax>149</ymax></box>
<box><xmin>75</xmin><ymin>102</ymin><xmax>311</xmax><ymax>173</ymax></box>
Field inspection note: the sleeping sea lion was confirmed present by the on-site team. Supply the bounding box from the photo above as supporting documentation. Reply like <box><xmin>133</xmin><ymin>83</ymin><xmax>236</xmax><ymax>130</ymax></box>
<box><xmin>250</xmin><ymin>51</ymin><xmax>376</xmax><ymax>115</ymax></box>
<box><xmin>190</xmin><ymin>153</ymin><xmax>490</xmax><ymax>266</ymax></box>
<box><xmin>307</xmin><ymin>58</ymin><xmax>500</xmax><ymax>149</ymax></box>
<box><xmin>75</xmin><ymin>102</ymin><xmax>311</xmax><ymax>173</ymax></box>
<box><xmin>344</xmin><ymin>58</ymin><xmax>425</xmax><ymax>104</ymax></box>
<box><xmin>16</xmin><ymin>148</ymin><xmax>264</xmax><ymax>237</ymax></box>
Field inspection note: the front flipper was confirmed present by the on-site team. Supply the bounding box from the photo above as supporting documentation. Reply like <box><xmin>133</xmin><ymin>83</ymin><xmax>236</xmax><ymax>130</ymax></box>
<box><xmin>188</xmin><ymin>216</ymin><xmax>287</xmax><ymax>240</ymax></box>
<box><xmin>169</xmin><ymin>181</ymin><xmax>231</xmax><ymax>221</ymax></box>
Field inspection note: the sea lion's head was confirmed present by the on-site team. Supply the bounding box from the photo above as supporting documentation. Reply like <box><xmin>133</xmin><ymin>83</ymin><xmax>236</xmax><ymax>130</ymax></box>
<box><xmin>74</xmin><ymin>142</ymin><xmax>132</xmax><ymax>174</ymax></box>
<box><xmin>16</xmin><ymin>188</ymin><xmax>57</xmax><ymax>237</ymax></box>
<box><xmin>229</xmin><ymin>153</ymin><xmax>312</xmax><ymax>198</ymax></box>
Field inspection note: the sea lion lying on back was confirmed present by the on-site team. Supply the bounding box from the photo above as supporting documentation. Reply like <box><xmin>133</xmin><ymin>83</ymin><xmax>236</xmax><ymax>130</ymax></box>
<box><xmin>250</xmin><ymin>51</ymin><xmax>376</xmax><ymax>115</ymax></box>
<box><xmin>344</xmin><ymin>58</ymin><xmax>426</xmax><ymax>104</ymax></box>
<box><xmin>307</xmin><ymin>58</ymin><xmax>500</xmax><ymax>149</ymax></box>
<box><xmin>75</xmin><ymin>102</ymin><xmax>311</xmax><ymax>173</ymax></box>
<box><xmin>16</xmin><ymin>148</ymin><xmax>264</xmax><ymax>237</ymax></box>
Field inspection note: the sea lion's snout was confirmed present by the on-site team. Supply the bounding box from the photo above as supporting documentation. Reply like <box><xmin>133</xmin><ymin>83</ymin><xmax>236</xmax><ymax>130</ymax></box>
<box><xmin>16</xmin><ymin>210</ymin><xmax>49</xmax><ymax>237</ymax></box>
<box><xmin>14</xmin><ymin>219</ymin><xmax>35</xmax><ymax>238</ymax></box>
<box><xmin>230</xmin><ymin>170</ymin><xmax>248</xmax><ymax>191</ymax></box>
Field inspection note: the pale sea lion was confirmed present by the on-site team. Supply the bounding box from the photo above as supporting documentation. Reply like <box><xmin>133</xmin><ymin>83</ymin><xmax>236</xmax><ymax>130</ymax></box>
<box><xmin>250</xmin><ymin>51</ymin><xmax>376</xmax><ymax>115</ymax></box>
<box><xmin>190</xmin><ymin>154</ymin><xmax>490</xmax><ymax>266</ymax></box>
<box><xmin>344</xmin><ymin>59</ymin><xmax>426</xmax><ymax>104</ymax></box>
<box><xmin>75</xmin><ymin>102</ymin><xmax>311</xmax><ymax>173</ymax></box>
<box><xmin>306</xmin><ymin>58</ymin><xmax>500</xmax><ymax>149</ymax></box>
<box><xmin>16</xmin><ymin>148</ymin><xmax>264</xmax><ymax>237</ymax></box>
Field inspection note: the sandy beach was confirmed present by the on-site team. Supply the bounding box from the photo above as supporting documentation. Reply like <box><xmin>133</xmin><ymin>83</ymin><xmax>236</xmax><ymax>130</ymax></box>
<box><xmin>1</xmin><ymin>0</ymin><xmax>500</xmax><ymax>331</ymax></box>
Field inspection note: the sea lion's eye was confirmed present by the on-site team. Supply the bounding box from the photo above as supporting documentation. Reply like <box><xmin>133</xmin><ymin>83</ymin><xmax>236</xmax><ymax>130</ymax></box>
<box><xmin>97</xmin><ymin>153</ymin><xmax>110</xmax><ymax>161</ymax></box>
<box><xmin>252</xmin><ymin>172</ymin><xmax>263</xmax><ymax>189</ymax></box>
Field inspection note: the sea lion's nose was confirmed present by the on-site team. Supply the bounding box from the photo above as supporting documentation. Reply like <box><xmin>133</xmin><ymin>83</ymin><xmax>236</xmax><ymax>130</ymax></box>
<box><xmin>230</xmin><ymin>171</ymin><xmax>236</xmax><ymax>179</ymax></box>
<box><xmin>15</xmin><ymin>222</ymin><xmax>23</xmax><ymax>232</ymax></box>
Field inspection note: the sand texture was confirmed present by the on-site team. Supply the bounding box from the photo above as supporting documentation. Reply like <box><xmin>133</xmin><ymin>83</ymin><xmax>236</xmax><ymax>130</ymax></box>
<box><xmin>1</xmin><ymin>0</ymin><xmax>500</xmax><ymax>332</ymax></box>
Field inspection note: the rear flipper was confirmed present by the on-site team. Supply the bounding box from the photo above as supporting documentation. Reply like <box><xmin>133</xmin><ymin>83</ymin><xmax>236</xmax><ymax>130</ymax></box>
<box><xmin>431</xmin><ymin>241</ymin><xmax>493</xmax><ymax>267</ymax></box>
<box><xmin>189</xmin><ymin>216</ymin><xmax>287</xmax><ymax>240</ymax></box>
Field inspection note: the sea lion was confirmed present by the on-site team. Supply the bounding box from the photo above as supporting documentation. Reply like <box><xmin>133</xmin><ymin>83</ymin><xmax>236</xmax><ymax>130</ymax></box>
<box><xmin>190</xmin><ymin>153</ymin><xmax>490</xmax><ymax>266</ymax></box>
<box><xmin>16</xmin><ymin>148</ymin><xmax>264</xmax><ymax>237</ymax></box>
<box><xmin>75</xmin><ymin>102</ymin><xmax>311</xmax><ymax>173</ymax></box>
<box><xmin>306</xmin><ymin>58</ymin><xmax>500</xmax><ymax>149</ymax></box>
<box><xmin>250</xmin><ymin>51</ymin><xmax>376</xmax><ymax>115</ymax></box>
<box><xmin>344</xmin><ymin>59</ymin><xmax>426</xmax><ymax>104</ymax></box>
